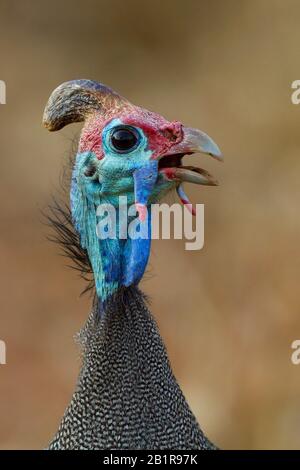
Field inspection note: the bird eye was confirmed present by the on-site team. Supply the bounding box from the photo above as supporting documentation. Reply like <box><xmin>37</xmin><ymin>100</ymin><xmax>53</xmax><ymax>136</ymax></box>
<box><xmin>110</xmin><ymin>126</ymin><xmax>139</xmax><ymax>153</ymax></box>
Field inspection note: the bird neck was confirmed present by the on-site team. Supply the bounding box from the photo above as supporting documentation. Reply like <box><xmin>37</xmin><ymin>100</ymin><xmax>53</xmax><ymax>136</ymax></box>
<box><xmin>49</xmin><ymin>286</ymin><xmax>215</xmax><ymax>449</ymax></box>
<box><xmin>72</xmin><ymin>185</ymin><xmax>153</xmax><ymax>303</ymax></box>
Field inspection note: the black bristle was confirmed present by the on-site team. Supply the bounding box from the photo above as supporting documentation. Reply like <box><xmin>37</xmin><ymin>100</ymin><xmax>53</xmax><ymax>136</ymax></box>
<box><xmin>45</xmin><ymin>199</ymin><xmax>95</xmax><ymax>296</ymax></box>
<box><xmin>43</xmin><ymin>140</ymin><xmax>95</xmax><ymax>296</ymax></box>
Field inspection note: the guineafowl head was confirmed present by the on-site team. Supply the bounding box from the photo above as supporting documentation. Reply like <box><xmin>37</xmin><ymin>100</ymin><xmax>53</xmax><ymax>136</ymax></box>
<box><xmin>43</xmin><ymin>80</ymin><xmax>221</xmax><ymax>305</ymax></box>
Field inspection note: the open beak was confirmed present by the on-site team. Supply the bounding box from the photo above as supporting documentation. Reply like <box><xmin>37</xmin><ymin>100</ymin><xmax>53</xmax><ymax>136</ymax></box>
<box><xmin>158</xmin><ymin>126</ymin><xmax>222</xmax><ymax>185</ymax></box>
<box><xmin>158</xmin><ymin>126</ymin><xmax>222</xmax><ymax>214</ymax></box>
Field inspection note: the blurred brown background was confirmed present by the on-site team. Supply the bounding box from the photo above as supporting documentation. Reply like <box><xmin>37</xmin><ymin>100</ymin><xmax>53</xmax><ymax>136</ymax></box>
<box><xmin>0</xmin><ymin>0</ymin><xmax>299</xmax><ymax>449</ymax></box>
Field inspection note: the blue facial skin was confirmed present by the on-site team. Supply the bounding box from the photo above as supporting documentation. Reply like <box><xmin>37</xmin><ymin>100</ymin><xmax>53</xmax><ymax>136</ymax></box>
<box><xmin>70</xmin><ymin>119</ymin><xmax>174</xmax><ymax>307</ymax></box>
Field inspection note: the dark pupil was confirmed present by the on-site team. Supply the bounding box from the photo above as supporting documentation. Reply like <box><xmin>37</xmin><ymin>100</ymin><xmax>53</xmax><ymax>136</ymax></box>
<box><xmin>111</xmin><ymin>128</ymin><xmax>137</xmax><ymax>152</ymax></box>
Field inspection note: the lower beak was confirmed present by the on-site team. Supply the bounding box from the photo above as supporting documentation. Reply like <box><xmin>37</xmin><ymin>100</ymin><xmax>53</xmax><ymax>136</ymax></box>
<box><xmin>164</xmin><ymin>166</ymin><xmax>219</xmax><ymax>186</ymax></box>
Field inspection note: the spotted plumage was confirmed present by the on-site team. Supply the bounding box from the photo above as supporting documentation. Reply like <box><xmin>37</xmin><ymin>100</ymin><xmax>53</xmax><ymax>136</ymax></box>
<box><xmin>48</xmin><ymin>288</ymin><xmax>215</xmax><ymax>450</ymax></box>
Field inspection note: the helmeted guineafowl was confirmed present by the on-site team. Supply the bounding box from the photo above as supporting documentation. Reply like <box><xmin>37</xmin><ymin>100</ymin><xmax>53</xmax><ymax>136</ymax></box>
<box><xmin>43</xmin><ymin>80</ymin><xmax>221</xmax><ymax>450</ymax></box>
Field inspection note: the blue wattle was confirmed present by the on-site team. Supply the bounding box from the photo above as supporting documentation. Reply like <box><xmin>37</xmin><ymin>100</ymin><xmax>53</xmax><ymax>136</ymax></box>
<box><xmin>122</xmin><ymin>214</ymin><xmax>152</xmax><ymax>287</ymax></box>
<box><xmin>133</xmin><ymin>161</ymin><xmax>158</xmax><ymax>206</ymax></box>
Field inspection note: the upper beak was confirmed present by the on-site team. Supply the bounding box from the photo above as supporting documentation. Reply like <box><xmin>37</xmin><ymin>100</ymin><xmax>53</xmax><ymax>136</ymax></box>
<box><xmin>164</xmin><ymin>126</ymin><xmax>222</xmax><ymax>161</ymax></box>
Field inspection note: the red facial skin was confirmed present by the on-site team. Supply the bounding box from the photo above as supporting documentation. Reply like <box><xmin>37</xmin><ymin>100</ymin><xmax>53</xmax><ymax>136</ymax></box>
<box><xmin>160</xmin><ymin>167</ymin><xmax>178</xmax><ymax>180</ymax></box>
<box><xmin>79</xmin><ymin>118</ymin><xmax>104</xmax><ymax>160</ymax></box>
<box><xmin>78</xmin><ymin>106</ymin><xmax>184</xmax><ymax>160</ymax></box>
